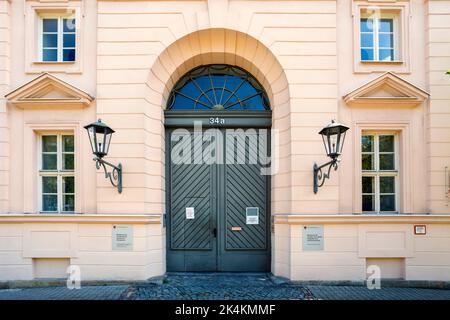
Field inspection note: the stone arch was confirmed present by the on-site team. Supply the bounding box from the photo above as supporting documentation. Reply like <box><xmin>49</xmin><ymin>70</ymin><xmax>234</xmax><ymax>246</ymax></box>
<box><xmin>146</xmin><ymin>29</ymin><xmax>291</xmax><ymax>121</ymax></box>
<box><xmin>145</xmin><ymin>28</ymin><xmax>292</xmax><ymax>219</ymax></box>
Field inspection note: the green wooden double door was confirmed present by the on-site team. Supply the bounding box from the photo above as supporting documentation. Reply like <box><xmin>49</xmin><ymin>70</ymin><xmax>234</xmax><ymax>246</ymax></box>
<box><xmin>166</xmin><ymin>128</ymin><xmax>271</xmax><ymax>272</ymax></box>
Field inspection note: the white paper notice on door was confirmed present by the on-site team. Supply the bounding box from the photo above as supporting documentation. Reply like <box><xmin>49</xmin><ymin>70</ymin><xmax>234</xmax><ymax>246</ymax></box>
<box><xmin>186</xmin><ymin>207</ymin><xmax>195</xmax><ymax>219</ymax></box>
<box><xmin>246</xmin><ymin>207</ymin><xmax>259</xmax><ymax>225</ymax></box>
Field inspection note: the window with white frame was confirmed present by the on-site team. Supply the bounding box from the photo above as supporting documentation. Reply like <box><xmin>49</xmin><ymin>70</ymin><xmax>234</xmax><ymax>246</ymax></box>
<box><xmin>39</xmin><ymin>15</ymin><xmax>76</xmax><ymax>62</ymax></box>
<box><xmin>361</xmin><ymin>133</ymin><xmax>398</xmax><ymax>213</ymax></box>
<box><xmin>39</xmin><ymin>133</ymin><xmax>75</xmax><ymax>213</ymax></box>
<box><xmin>360</xmin><ymin>12</ymin><xmax>399</xmax><ymax>62</ymax></box>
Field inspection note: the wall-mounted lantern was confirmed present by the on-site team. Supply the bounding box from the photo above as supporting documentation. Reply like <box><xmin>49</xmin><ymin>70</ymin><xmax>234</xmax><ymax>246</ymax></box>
<box><xmin>313</xmin><ymin>120</ymin><xmax>349</xmax><ymax>194</ymax></box>
<box><xmin>84</xmin><ymin>119</ymin><xmax>122</xmax><ymax>193</ymax></box>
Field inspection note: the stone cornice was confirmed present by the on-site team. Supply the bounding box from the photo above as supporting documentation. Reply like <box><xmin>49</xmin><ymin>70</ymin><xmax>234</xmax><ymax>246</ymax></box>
<box><xmin>0</xmin><ymin>214</ymin><xmax>162</xmax><ymax>224</ymax></box>
<box><xmin>274</xmin><ymin>214</ymin><xmax>450</xmax><ymax>225</ymax></box>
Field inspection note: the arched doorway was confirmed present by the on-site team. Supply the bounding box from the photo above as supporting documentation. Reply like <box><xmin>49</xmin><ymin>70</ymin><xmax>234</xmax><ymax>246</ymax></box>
<box><xmin>165</xmin><ymin>64</ymin><xmax>272</xmax><ymax>272</ymax></box>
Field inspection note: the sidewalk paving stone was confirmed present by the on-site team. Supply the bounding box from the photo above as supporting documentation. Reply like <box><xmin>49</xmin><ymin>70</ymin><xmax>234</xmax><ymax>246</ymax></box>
<box><xmin>0</xmin><ymin>274</ymin><xmax>449</xmax><ymax>300</ymax></box>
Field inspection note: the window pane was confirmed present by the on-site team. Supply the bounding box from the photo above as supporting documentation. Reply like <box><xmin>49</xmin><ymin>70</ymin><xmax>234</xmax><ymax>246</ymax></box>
<box><xmin>43</xmin><ymin>34</ymin><xmax>58</xmax><ymax>48</ymax></box>
<box><xmin>63</xmin><ymin>195</ymin><xmax>75</xmax><ymax>212</ymax></box>
<box><xmin>361</xmin><ymin>48</ymin><xmax>374</xmax><ymax>61</ymax></box>
<box><xmin>42</xmin><ymin>195</ymin><xmax>58</xmax><ymax>212</ymax></box>
<box><xmin>362</xmin><ymin>176</ymin><xmax>374</xmax><ymax>194</ymax></box>
<box><xmin>63</xmin><ymin>49</ymin><xmax>76</xmax><ymax>62</ymax></box>
<box><xmin>43</xmin><ymin>19</ymin><xmax>58</xmax><ymax>32</ymax></box>
<box><xmin>360</xmin><ymin>18</ymin><xmax>374</xmax><ymax>32</ymax></box>
<box><xmin>379</xmin><ymin>33</ymin><xmax>393</xmax><ymax>48</ymax></box>
<box><xmin>63</xmin><ymin>154</ymin><xmax>74</xmax><ymax>170</ymax></box>
<box><xmin>104</xmin><ymin>133</ymin><xmax>111</xmax><ymax>155</ymax></box>
<box><xmin>379</xmin><ymin>153</ymin><xmax>395</xmax><ymax>170</ymax></box>
<box><xmin>362</xmin><ymin>154</ymin><xmax>374</xmax><ymax>170</ymax></box>
<box><xmin>380</xmin><ymin>176</ymin><xmax>395</xmax><ymax>194</ymax></box>
<box><xmin>42</xmin><ymin>136</ymin><xmax>57</xmax><ymax>152</ymax></box>
<box><xmin>42</xmin><ymin>176</ymin><xmax>57</xmax><ymax>193</ymax></box>
<box><xmin>379</xmin><ymin>135</ymin><xmax>394</xmax><ymax>152</ymax></box>
<box><xmin>63</xmin><ymin>34</ymin><xmax>75</xmax><ymax>48</ymax></box>
<box><xmin>380</xmin><ymin>195</ymin><xmax>396</xmax><ymax>211</ymax></box>
<box><xmin>361</xmin><ymin>135</ymin><xmax>374</xmax><ymax>152</ymax></box>
<box><xmin>62</xmin><ymin>135</ymin><xmax>74</xmax><ymax>152</ymax></box>
<box><xmin>42</xmin><ymin>154</ymin><xmax>57</xmax><ymax>170</ymax></box>
<box><xmin>379</xmin><ymin>49</ymin><xmax>394</xmax><ymax>61</ymax></box>
<box><xmin>362</xmin><ymin>195</ymin><xmax>375</xmax><ymax>212</ymax></box>
<box><xmin>63</xmin><ymin>176</ymin><xmax>75</xmax><ymax>193</ymax></box>
<box><xmin>43</xmin><ymin>49</ymin><xmax>57</xmax><ymax>61</ymax></box>
<box><xmin>63</xmin><ymin>19</ymin><xmax>76</xmax><ymax>32</ymax></box>
<box><xmin>379</xmin><ymin>19</ymin><xmax>393</xmax><ymax>32</ymax></box>
<box><xmin>361</xmin><ymin>33</ymin><xmax>373</xmax><ymax>48</ymax></box>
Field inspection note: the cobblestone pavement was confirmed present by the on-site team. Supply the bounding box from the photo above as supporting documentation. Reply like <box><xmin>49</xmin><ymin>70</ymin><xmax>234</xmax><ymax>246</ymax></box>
<box><xmin>0</xmin><ymin>285</ymin><xmax>128</xmax><ymax>300</ymax></box>
<box><xmin>0</xmin><ymin>273</ymin><xmax>449</xmax><ymax>300</ymax></box>
<box><xmin>121</xmin><ymin>273</ymin><xmax>314</xmax><ymax>300</ymax></box>
<box><xmin>308</xmin><ymin>285</ymin><xmax>450</xmax><ymax>300</ymax></box>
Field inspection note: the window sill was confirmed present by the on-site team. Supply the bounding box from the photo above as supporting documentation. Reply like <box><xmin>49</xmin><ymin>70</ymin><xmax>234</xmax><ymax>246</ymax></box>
<box><xmin>360</xmin><ymin>212</ymin><xmax>399</xmax><ymax>215</ymax></box>
<box><xmin>33</xmin><ymin>61</ymin><xmax>76</xmax><ymax>65</ymax></box>
<box><xmin>360</xmin><ymin>60</ymin><xmax>404</xmax><ymax>65</ymax></box>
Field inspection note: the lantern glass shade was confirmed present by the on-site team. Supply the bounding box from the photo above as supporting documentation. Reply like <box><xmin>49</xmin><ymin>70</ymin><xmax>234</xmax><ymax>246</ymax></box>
<box><xmin>84</xmin><ymin>119</ymin><xmax>115</xmax><ymax>159</ymax></box>
<box><xmin>319</xmin><ymin>120</ymin><xmax>349</xmax><ymax>159</ymax></box>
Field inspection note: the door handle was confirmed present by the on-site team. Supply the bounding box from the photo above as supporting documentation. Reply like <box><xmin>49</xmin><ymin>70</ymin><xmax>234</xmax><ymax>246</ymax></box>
<box><xmin>213</xmin><ymin>228</ymin><xmax>217</xmax><ymax>238</ymax></box>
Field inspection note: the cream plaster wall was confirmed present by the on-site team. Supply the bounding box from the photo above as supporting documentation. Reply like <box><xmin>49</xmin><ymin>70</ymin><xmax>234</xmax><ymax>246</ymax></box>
<box><xmin>4</xmin><ymin>0</ymin><xmax>98</xmax><ymax>214</ymax></box>
<box><xmin>0</xmin><ymin>0</ymin><xmax>10</xmax><ymax>214</ymax></box>
<box><xmin>426</xmin><ymin>0</ymin><xmax>450</xmax><ymax>213</ymax></box>
<box><xmin>276</xmin><ymin>216</ymin><xmax>450</xmax><ymax>281</ymax></box>
<box><xmin>0</xmin><ymin>215</ymin><xmax>163</xmax><ymax>281</ymax></box>
<box><xmin>0</xmin><ymin>0</ymin><xmax>449</xmax><ymax>282</ymax></box>
<box><xmin>338</xmin><ymin>0</ymin><xmax>430</xmax><ymax>215</ymax></box>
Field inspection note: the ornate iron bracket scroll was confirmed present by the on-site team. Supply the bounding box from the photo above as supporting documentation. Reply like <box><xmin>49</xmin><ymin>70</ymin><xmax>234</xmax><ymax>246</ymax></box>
<box><xmin>313</xmin><ymin>159</ymin><xmax>339</xmax><ymax>194</ymax></box>
<box><xmin>95</xmin><ymin>158</ymin><xmax>122</xmax><ymax>193</ymax></box>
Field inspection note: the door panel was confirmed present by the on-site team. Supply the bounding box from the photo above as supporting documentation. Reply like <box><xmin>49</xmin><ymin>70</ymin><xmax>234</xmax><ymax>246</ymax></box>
<box><xmin>167</xmin><ymin>130</ymin><xmax>217</xmax><ymax>271</ymax></box>
<box><xmin>218</xmin><ymin>130</ymin><xmax>270</xmax><ymax>271</ymax></box>
<box><xmin>224</xmin><ymin>163</ymin><xmax>267</xmax><ymax>250</ymax></box>
<box><xmin>166</xmin><ymin>128</ymin><xmax>270</xmax><ymax>272</ymax></box>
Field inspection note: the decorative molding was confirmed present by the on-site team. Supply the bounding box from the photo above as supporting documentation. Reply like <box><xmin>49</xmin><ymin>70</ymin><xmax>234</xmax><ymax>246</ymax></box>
<box><xmin>358</xmin><ymin>224</ymin><xmax>413</xmax><ymax>258</ymax></box>
<box><xmin>22</xmin><ymin>122</ymin><xmax>82</xmax><ymax>213</ymax></box>
<box><xmin>0</xmin><ymin>214</ymin><xmax>162</xmax><ymax>224</ymax></box>
<box><xmin>351</xmin><ymin>1</ymin><xmax>411</xmax><ymax>74</ymax></box>
<box><xmin>24</xmin><ymin>2</ymin><xmax>83</xmax><ymax>74</ymax></box>
<box><xmin>343</xmin><ymin>72</ymin><xmax>429</xmax><ymax>107</ymax></box>
<box><xmin>274</xmin><ymin>214</ymin><xmax>450</xmax><ymax>225</ymax></box>
<box><xmin>22</xmin><ymin>223</ymin><xmax>78</xmax><ymax>258</ymax></box>
<box><xmin>4</xmin><ymin>72</ymin><xmax>94</xmax><ymax>108</ymax></box>
<box><xmin>352</xmin><ymin>121</ymin><xmax>412</xmax><ymax>214</ymax></box>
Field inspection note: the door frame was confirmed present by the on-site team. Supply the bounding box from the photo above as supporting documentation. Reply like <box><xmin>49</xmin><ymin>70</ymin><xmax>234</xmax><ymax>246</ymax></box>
<box><xmin>164</xmin><ymin>110</ymin><xmax>272</xmax><ymax>272</ymax></box>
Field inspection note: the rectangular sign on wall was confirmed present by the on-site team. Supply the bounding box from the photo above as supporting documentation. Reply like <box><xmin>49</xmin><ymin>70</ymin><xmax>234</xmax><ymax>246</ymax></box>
<box><xmin>112</xmin><ymin>225</ymin><xmax>133</xmax><ymax>251</ymax></box>
<box><xmin>246</xmin><ymin>207</ymin><xmax>259</xmax><ymax>225</ymax></box>
<box><xmin>186</xmin><ymin>207</ymin><xmax>195</xmax><ymax>219</ymax></box>
<box><xmin>302</xmin><ymin>225</ymin><xmax>324</xmax><ymax>251</ymax></box>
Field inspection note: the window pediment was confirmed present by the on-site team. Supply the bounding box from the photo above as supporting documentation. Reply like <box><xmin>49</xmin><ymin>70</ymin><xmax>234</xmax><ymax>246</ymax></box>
<box><xmin>5</xmin><ymin>72</ymin><xmax>94</xmax><ymax>109</ymax></box>
<box><xmin>343</xmin><ymin>72</ymin><xmax>429</xmax><ymax>107</ymax></box>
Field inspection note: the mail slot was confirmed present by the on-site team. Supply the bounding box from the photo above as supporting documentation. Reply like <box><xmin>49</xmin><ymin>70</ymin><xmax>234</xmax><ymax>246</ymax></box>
<box><xmin>231</xmin><ymin>227</ymin><xmax>242</xmax><ymax>231</ymax></box>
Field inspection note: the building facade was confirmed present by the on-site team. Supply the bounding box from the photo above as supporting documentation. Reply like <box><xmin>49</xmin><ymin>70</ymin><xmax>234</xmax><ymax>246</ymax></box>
<box><xmin>0</xmin><ymin>0</ymin><xmax>450</xmax><ymax>281</ymax></box>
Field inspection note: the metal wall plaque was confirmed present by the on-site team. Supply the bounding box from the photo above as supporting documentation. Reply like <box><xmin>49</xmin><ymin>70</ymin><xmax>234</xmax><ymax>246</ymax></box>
<box><xmin>302</xmin><ymin>225</ymin><xmax>324</xmax><ymax>251</ymax></box>
<box><xmin>246</xmin><ymin>207</ymin><xmax>259</xmax><ymax>225</ymax></box>
<box><xmin>186</xmin><ymin>207</ymin><xmax>195</xmax><ymax>219</ymax></box>
<box><xmin>112</xmin><ymin>225</ymin><xmax>133</xmax><ymax>251</ymax></box>
<box><xmin>414</xmin><ymin>225</ymin><xmax>426</xmax><ymax>235</ymax></box>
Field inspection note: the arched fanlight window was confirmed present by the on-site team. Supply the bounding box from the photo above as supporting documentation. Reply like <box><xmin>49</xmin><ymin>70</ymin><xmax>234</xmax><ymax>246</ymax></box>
<box><xmin>167</xmin><ymin>64</ymin><xmax>270</xmax><ymax>111</ymax></box>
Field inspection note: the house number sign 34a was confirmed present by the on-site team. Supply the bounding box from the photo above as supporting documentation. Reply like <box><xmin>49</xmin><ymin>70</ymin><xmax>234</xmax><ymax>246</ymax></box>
<box><xmin>209</xmin><ymin>117</ymin><xmax>225</xmax><ymax>125</ymax></box>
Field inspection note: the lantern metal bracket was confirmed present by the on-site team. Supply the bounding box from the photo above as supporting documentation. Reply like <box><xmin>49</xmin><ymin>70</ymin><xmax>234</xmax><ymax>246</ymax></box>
<box><xmin>94</xmin><ymin>157</ymin><xmax>122</xmax><ymax>193</ymax></box>
<box><xmin>313</xmin><ymin>158</ymin><xmax>340</xmax><ymax>194</ymax></box>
